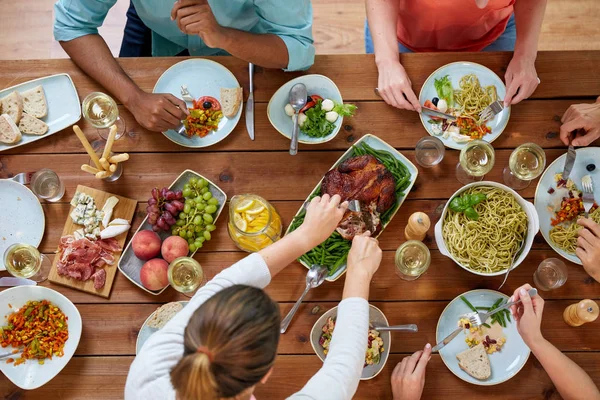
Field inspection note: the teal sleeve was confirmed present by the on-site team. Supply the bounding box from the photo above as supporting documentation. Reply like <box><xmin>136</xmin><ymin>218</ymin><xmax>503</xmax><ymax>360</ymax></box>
<box><xmin>253</xmin><ymin>0</ymin><xmax>315</xmax><ymax>71</ymax></box>
<box><xmin>54</xmin><ymin>0</ymin><xmax>118</xmax><ymax>42</ymax></box>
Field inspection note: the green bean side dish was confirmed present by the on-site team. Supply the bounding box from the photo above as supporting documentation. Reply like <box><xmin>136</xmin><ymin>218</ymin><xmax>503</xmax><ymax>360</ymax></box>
<box><xmin>288</xmin><ymin>142</ymin><xmax>412</xmax><ymax>276</ymax></box>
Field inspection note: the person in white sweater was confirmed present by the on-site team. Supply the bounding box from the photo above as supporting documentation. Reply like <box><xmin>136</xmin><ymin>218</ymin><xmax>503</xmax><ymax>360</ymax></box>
<box><xmin>125</xmin><ymin>194</ymin><xmax>383</xmax><ymax>400</ymax></box>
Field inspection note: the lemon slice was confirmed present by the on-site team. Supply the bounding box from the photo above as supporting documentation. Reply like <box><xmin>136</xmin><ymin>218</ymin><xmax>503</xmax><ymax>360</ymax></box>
<box><xmin>244</xmin><ymin>213</ymin><xmax>256</xmax><ymax>222</ymax></box>
<box><xmin>233</xmin><ymin>213</ymin><xmax>248</xmax><ymax>231</ymax></box>
<box><xmin>235</xmin><ymin>199</ymin><xmax>255</xmax><ymax>213</ymax></box>
<box><xmin>245</xmin><ymin>204</ymin><xmax>266</xmax><ymax>215</ymax></box>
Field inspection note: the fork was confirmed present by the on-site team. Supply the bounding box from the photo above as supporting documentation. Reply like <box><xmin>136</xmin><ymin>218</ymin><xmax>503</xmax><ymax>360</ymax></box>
<box><xmin>467</xmin><ymin>288</ymin><xmax>537</xmax><ymax>328</ymax></box>
<box><xmin>582</xmin><ymin>176</ymin><xmax>595</xmax><ymax>218</ymax></box>
<box><xmin>479</xmin><ymin>99</ymin><xmax>504</xmax><ymax>122</ymax></box>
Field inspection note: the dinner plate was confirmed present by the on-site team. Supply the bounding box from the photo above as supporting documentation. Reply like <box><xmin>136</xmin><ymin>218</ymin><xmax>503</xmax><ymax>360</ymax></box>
<box><xmin>0</xmin><ymin>74</ymin><xmax>81</xmax><ymax>153</ymax></box>
<box><xmin>153</xmin><ymin>59</ymin><xmax>242</xmax><ymax>148</ymax></box>
<box><xmin>310</xmin><ymin>304</ymin><xmax>391</xmax><ymax>380</ymax></box>
<box><xmin>267</xmin><ymin>74</ymin><xmax>343</xmax><ymax>144</ymax></box>
<box><xmin>436</xmin><ymin>289</ymin><xmax>530</xmax><ymax>386</ymax></box>
<box><xmin>0</xmin><ymin>286</ymin><xmax>82</xmax><ymax>390</ymax></box>
<box><xmin>418</xmin><ymin>62</ymin><xmax>510</xmax><ymax>150</ymax></box>
<box><xmin>534</xmin><ymin>147</ymin><xmax>600</xmax><ymax>265</ymax></box>
<box><xmin>136</xmin><ymin>301</ymin><xmax>188</xmax><ymax>354</ymax></box>
<box><xmin>0</xmin><ymin>180</ymin><xmax>45</xmax><ymax>271</ymax></box>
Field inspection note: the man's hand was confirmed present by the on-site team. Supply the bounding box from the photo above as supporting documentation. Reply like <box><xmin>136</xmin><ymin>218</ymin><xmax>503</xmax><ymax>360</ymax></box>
<box><xmin>576</xmin><ymin>219</ymin><xmax>600</xmax><ymax>282</ymax></box>
<box><xmin>391</xmin><ymin>344</ymin><xmax>431</xmax><ymax>400</ymax></box>
<box><xmin>504</xmin><ymin>54</ymin><xmax>540</xmax><ymax>107</ymax></box>
<box><xmin>126</xmin><ymin>91</ymin><xmax>188</xmax><ymax>132</ymax></box>
<box><xmin>376</xmin><ymin>60</ymin><xmax>421</xmax><ymax>112</ymax></box>
<box><xmin>171</xmin><ymin>0</ymin><xmax>225</xmax><ymax>48</ymax></box>
<box><xmin>559</xmin><ymin>100</ymin><xmax>600</xmax><ymax>147</ymax></box>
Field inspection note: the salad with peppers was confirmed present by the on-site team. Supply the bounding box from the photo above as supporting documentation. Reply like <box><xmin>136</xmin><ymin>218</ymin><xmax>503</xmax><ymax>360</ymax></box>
<box><xmin>184</xmin><ymin>96</ymin><xmax>223</xmax><ymax>138</ymax></box>
<box><xmin>284</xmin><ymin>95</ymin><xmax>356</xmax><ymax>138</ymax></box>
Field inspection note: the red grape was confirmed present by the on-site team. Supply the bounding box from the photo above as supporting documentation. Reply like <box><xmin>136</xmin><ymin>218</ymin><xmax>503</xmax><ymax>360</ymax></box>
<box><xmin>148</xmin><ymin>212</ymin><xmax>158</xmax><ymax>225</ymax></box>
<box><xmin>151</xmin><ymin>188</ymin><xmax>159</xmax><ymax>200</ymax></box>
<box><xmin>163</xmin><ymin>211</ymin><xmax>176</xmax><ymax>226</ymax></box>
<box><xmin>148</xmin><ymin>197</ymin><xmax>157</xmax><ymax>206</ymax></box>
<box><xmin>174</xmin><ymin>190</ymin><xmax>183</xmax><ymax>199</ymax></box>
<box><xmin>157</xmin><ymin>216</ymin><xmax>169</xmax><ymax>231</ymax></box>
<box><xmin>164</xmin><ymin>202</ymin><xmax>178</xmax><ymax>215</ymax></box>
<box><xmin>171</xmin><ymin>200</ymin><xmax>184</xmax><ymax>211</ymax></box>
<box><xmin>152</xmin><ymin>224</ymin><xmax>161</xmax><ymax>232</ymax></box>
<box><xmin>146</xmin><ymin>204</ymin><xmax>159</xmax><ymax>214</ymax></box>
<box><xmin>160</xmin><ymin>187</ymin><xmax>168</xmax><ymax>198</ymax></box>
<box><xmin>165</xmin><ymin>191</ymin><xmax>176</xmax><ymax>201</ymax></box>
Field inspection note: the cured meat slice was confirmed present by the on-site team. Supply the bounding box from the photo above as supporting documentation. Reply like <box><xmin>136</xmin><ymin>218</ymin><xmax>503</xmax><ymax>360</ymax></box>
<box><xmin>91</xmin><ymin>269</ymin><xmax>107</xmax><ymax>289</ymax></box>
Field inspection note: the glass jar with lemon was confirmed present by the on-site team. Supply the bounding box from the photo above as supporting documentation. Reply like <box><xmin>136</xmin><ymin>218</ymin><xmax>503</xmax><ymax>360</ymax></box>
<box><xmin>228</xmin><ymin>194</ymin><xmax>283</xmax><ymax>252</ymax></box>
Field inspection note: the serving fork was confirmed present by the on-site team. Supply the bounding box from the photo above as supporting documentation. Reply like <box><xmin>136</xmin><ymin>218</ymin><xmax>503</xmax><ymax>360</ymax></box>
<box><xmin>582</xmin><ymin>176</ymin><xmax>595</xmax><ymax>217</ymax></box>
<box><xmin>467</xmin><ymin>288</ymin><xmax>537</xmax><ymax>328</ymax></box>
<box><xmin>479</xmin><ymin>99</ymin><xmax>504</xmax><ymax>122</ymax></box>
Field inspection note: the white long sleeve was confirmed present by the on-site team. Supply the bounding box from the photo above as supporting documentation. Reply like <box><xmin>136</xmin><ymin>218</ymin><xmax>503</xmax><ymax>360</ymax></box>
<box><xmin>288</xmin><ymin>297</ymin><xmax>370</xmax><ymax>400</ymax></box>
<box><xmin>124</xmin><ymin>253</ymin><xmax>271</xmax><ymax>400</ymax></box>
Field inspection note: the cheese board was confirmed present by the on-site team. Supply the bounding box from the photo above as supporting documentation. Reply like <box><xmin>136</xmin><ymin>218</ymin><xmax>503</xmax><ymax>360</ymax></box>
<box><xmin>48</xmin><ymin>185</ymin><xmax>137</xmax><ymax>298</ymax></box>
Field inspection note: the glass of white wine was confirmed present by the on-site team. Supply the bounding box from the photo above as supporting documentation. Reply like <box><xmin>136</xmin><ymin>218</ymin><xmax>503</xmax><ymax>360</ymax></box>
<box><xmin>503</xmin><ymin>143</ymin><xmax>546</xmax><ymax>190</ymax></box>
<box><xmin>3</xmin><ymin>243</ymin><xmax>51</xmax><ymax>283</ymax></box>
<box><xmin>82</xmin><ymin>92</ymin><xmax>126</xmax><ymax>142</ymax></box>
<box><xmin>395</xmin><ymin>240</ymin><xmax>431</xmax><ymax>281</ymax></box>
<box><xmin>456</xmin><ymin>139</ymin><xmax>495</xmax><ymax>185</ymax></box>
<box><xmin>168</xmin><ymin>257</ymin><xmax>205</xmax><ymax>298</ymax></box>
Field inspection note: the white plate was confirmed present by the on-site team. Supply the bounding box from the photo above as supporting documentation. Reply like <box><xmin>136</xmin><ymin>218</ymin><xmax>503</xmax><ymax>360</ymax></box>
<box><xmin>0</xmin><ymin>286</ymin><xmax>82</xmax><ymax>390</ymax></box>
<box><xmin>534</xmin><ymin>147</ymin><xmax>600</xmax><ymax>264</ymax></box>
<box><xmin>0</xmin><ymin>74</ymin><xmax>81</xmax><ymax>152</ymax></box>
<box><xmin>153</xmin><ymin>59</ymin><xmax>242</xmax><ymax>148</ymax></box>
<box><xmin>437</xmin><ymin>289</ymin><xmax>530</xmax><ymax>386</ymax></box>
<box><xmin>0</xmin><ymin>180</ymin><xmax>45</xmax><ymax>271</ymax></box>
<box><xmin>418</xmin><ymin>62</ymin><xmax>510</xmax><ymax>150</ymax></box>
<box><xmin>136</xmin><ymin>301</ymin><xmax>188</xmax><ymax>354</ymax></box>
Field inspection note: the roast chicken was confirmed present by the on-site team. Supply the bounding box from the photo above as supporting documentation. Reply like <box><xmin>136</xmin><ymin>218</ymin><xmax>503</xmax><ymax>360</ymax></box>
<box><xmin>322</xmin><ymin>155</ymin><xmax>396</xmax><ymax>239</ymax></box>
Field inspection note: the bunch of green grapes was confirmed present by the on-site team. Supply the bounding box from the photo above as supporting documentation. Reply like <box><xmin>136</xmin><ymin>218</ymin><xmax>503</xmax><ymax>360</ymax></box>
<box><xmin>171</xmin><ymin>177</ymin><xmax>219</xmax><ymax>252</ymax></box>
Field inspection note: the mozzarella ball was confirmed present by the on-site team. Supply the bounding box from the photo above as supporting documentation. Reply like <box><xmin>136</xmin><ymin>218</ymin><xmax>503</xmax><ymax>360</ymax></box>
<box><xmin>298</xmin><ymin>113</ymin><xmax>308</xmax><ymax>127</ymax></box>
<box><xmin>437</xmin><ymin>99</ymin><xmax>448</xmax><ymax>113</ymax></box>
<box><xmin>321</xmin><ymin>99</ymin><xmax>335</xmax><ymax>112</ymax></box>
<box><xmin>284</xmin><ymin>103</ymin><xmax>294</xmax><ymax>117</ymax></box>
<box><xmin>325</xmin><ymin>111</ymin><xmax>339</xmax><ymax>123</ymax></box>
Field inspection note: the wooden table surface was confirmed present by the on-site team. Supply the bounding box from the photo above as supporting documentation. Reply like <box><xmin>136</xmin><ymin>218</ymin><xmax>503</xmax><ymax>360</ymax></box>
<box><xmin>1</xmin><ymin>51</ymin><xmax>600</xmax><ymax>400</ymax></box>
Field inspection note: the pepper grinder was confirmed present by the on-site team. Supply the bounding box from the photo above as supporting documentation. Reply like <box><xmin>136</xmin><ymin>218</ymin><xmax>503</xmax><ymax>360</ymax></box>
<box><xmin>563</xmin><ymin>299</ymin><xmax>599</xmax><ymax>327</ymax></box>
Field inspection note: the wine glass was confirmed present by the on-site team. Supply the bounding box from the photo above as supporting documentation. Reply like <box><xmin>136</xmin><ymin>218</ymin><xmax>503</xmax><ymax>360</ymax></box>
<box><xmin>82</xmin><ymin>92</ymin><xmax>126</xmax><ymax>143</ymax></box>
<box><xmin>456</xmin><ymin>139</ymin><xmax>495</xmax><ymax>184</ymax></box>
<box><xmin>503</xmin><ymin>143</ymin><xmax>546</xmax><ymax>190</ymax></box>
<box><xmin>168</xmin><ymin>256</ymin><xmax>206</xmax><ymax>298</ymax></box>
<box><xmin>415</xmin><ymin>136</ymin><xmax>445</xmax><ymax>168</ymax></box>
<box><xmin>395</xmin><ymin>240</ymin><xmax>431</xmax><ymax>281</ymax></box>
<box><xmin>3</xmin><ymin>243</ymin><xmax>51</xmax><ymax>283</ymax></box>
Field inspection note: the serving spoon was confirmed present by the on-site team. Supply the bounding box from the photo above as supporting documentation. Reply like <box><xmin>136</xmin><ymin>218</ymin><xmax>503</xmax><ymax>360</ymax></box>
<box><xmin>289</xmin><ymin>83</ymin><xmax>307</xmax><ymax>156</ymax></box>
<box><xmin>281</xmin><ymin>264</ymin><xmax>328</xmax><ymax>333</ymax></box>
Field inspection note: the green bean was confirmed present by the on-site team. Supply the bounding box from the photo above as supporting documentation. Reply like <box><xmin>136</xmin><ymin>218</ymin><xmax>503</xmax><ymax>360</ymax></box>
<box><xmin>475</xmin><ymin>306</ymin><xmax>490</xmax><ymax>310</ymax></box>
<box><xmin>482</xmin><ymin>323</ymin><xmax>491</xmax><ymax>329</ymax></box>
<box><xmin>460</xmin><ymin>296</ymin><xmax>478</xmax><ymax>312</ymax></box>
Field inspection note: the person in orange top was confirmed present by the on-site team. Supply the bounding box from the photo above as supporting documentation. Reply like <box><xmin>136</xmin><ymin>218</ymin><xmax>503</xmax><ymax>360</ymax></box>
<box><xmin>366</xmin><ymin>0</ymin><xmax>547</xmax><ymax>112</ymax></box>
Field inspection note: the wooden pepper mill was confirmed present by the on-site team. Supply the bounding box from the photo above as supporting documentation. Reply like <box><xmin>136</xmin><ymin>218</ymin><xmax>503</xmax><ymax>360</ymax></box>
<box><xmin>563</xmin><ymin>299</ymin><xmax>599</xmax><ymax>327</ymax></box>
<box><xmin>404</xmin><ymin>212</ymin><xmax>431</xmax><ymax>242</ymax></box>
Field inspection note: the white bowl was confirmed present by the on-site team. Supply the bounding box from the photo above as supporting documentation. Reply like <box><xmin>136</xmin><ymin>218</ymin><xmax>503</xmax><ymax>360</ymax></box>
<box><xmin>0</xmin><ymin>286</ymin><xmax>82</xmax><ymax>390</ymax></box>
<box><xmin>434</xmin><ymin>181</ymin><xmax>539</xmax><ymax>276</ymax></box>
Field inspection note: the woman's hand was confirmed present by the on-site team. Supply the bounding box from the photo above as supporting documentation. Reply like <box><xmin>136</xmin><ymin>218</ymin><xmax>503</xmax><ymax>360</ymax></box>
<box><xmin>559</xmin><ymin>100</ymin><xmax>600</xmax><ymax>146</ymax></box>
<box><xmin>346</xmin><ymin>232</ymin><xmax>382</xmax><ymax>279</ymax></box>
<box><xmin>298</xmin><ymin>195</ymin><xmax>348</xmax><ymax>248</ymax></box>
<box><xmin>504</xmin><ymin>54</ymin><xmax>540</xmax><ymax>107</ymax></box>
<box><xmin>576</xmin><ymin>219</ymin><xmax>600</xmax><ymax>282</ymax></box>
<box><xmin>391</xmin><ymin>344</ymin><xmax>431</xmax><ymax>400</ymax></box>
<box><xmin>376</xmin><ymin>60</ymin><xmax>421</xmax><ymax>112</ymax></box>
<box><xmin>509</xmin><ymin>284</ymin><xmax>545</xmax><ymax>347</ymax></box>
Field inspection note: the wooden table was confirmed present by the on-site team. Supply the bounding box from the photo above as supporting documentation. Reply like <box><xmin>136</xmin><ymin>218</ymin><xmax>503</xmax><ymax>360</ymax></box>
<box><xmin>1</xmin><ymin>51</ymin><xmax>600</xmax><ymax>399</ymax></box>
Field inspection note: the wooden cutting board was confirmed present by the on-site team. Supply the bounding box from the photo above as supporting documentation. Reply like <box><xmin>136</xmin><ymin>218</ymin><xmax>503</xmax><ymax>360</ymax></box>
<box><xmin>48</xmin><ymin>185</ymin><xmax>137</xmax><ymax>298</ymax></box>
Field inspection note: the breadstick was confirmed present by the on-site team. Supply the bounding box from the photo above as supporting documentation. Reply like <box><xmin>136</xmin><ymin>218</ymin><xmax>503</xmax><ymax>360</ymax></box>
<box><xmin>95</xmin><ymin>170</ymin><xmax>111</xmax><ymax>179</ymax></box>
<box><xmin>99</xmin><ymin>157</ymin><xmax>110</xmax><ymax>171</ymax></box>
<box><xmin>109</xmin><ymin>164</ymin><xmax>117</xmax><ymax>172</ymax></box>
<box><xmin>108</xmin><ymin>153</ymin><xmax>129</xmax><ymax>163</ymax></box>
<box><xmin>81</xmin><ymin>164</ymin><xmax>100</xmax><ymax>175</ymax></box>
<box><xmin>102</xmin><ymin>125</ymin><xmax>118</xmax><ymax>160</ymax></box>
<box><xmin>73</xmin><ymin>125</ymin><xmax>102</xmax><ymax>170</ymax></box>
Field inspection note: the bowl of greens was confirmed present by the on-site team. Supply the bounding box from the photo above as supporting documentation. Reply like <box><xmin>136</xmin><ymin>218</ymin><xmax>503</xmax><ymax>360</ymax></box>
<box><xmin>267</xmin><ymin>74</ymin><xmax>356</xmax><ymax>145</ymax></box>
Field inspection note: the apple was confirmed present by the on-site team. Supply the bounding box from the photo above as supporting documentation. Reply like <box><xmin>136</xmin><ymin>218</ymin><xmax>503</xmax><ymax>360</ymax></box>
<box><xmin>140</xmin><ymin>258</ymin><xmax>169</xmax><ymax>291</ymax></box>
<box><xmin>132</xmin><ymin>230</ymin><xmax>161</xmax><ymax>261</ymax></box>
<box><xmin>161</xmin><ymin>236</ymin><xmax>189</xmax><ymax>263</ymax></box>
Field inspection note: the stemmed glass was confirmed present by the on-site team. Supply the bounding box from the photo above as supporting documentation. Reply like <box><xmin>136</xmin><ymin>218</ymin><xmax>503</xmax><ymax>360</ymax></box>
<box><xmin>3</xmin><ymin>243</ymin><xmax>51</xmax><ymax>283</ymax></box>
<box><xmin>456</xmin><ymin>139</ymin><xmax>495</xmax><ymax>184</ymax></box>
<box><xmin>503</xmin><ymin>143</ymin><xmax>546</xmax><ymax>190</ymax></box>
<box><xmin>82</xmin><ymin>92</ymin><xmax>126</xmax><ymax>143</ymax></box>
<box><xmin>168</xmin><ymin>256</ymin><xmax>206</xmax><ymax>298</ymax></box>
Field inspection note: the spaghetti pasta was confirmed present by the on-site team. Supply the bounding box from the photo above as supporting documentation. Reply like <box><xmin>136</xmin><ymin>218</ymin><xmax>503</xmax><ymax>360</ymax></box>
<box><xmin>454</xmin><ymin>74</ymin><xmax>497</xmax><ymax>124</ymax></box>
<box><xmin>549</xmin><ymin>208</ymin><xmax>600</xmax><ymax>254</ymax></box>
<box><xmin>442</xmin><ymin>186</ymin><xmax>528</xmax><ymax>274</ymax></box>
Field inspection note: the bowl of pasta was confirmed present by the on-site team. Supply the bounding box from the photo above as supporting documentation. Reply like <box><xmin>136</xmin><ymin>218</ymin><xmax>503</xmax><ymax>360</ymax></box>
<box><xmin>434</xmin><ymin>182</ymin><xmax>539</xmax><ymax>276</ymax></box>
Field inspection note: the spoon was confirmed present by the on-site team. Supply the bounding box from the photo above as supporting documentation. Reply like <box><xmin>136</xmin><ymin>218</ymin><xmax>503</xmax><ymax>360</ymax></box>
<box><xmin>281</xmin><ymin>264</ymin><xmax>328</xmax><ymax>333</ymax></box>
<box><xmin>289</xmin><ymin>83</ymin><xmax>307</xmax><ymax>156</ymax></box>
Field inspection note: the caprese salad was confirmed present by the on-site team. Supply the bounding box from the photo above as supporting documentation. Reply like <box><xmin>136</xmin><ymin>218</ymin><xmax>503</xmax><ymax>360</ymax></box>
<box><xmin>284</xmin><ymin>95</ymin><xmax>356</xmax><ymax>138</ymax></box>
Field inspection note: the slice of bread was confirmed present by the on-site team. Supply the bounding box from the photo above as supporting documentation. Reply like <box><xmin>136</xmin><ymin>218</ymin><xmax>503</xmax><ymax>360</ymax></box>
<box><xmin>220</xmin><ymin>87</ymin><xmax>243</xmax><ymax>118</ymax></box>
<box><xmin>0</xmin><ymin>114</ymin><xmax>22</xmax><ymax>144</ymax></box>
<box><xmin>456</xmin><ymin>343</ymin><xmax>491</xmax><ymax>380</ymax></box>
<box><xmin>18</xmin><ymin>113</ymin><xmax>49</xmax><ymax>135</ymax></box>
<box><xmin>21</xmin><ymin>85</ymin><xmax>47</xmax><ymax>118</ymax></box>
<box><xmin>1</xmin><ymin>92</ymin><xmax>24</xmax><ymax>124</ymax></box>
<box><xmin>147</xmin><ymin>302</ymin><xmax>184</xmax><ymax>330</ymax></box>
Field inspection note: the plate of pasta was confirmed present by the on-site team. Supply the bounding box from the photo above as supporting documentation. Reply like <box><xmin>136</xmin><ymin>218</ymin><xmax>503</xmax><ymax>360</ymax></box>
<box><xmin>534</xmin><ymin>147</ymin><xmax>600</xmax><ymax>265</ymax></box>
<box><xmin>434</xmin><ymin>182</ymin><xmax>539</xmax><ymax>276</ymax></box>
<box><xmin>418</xmin><ymin>62</ymin><xmax>510</xmax><ymax>150</ymax></box>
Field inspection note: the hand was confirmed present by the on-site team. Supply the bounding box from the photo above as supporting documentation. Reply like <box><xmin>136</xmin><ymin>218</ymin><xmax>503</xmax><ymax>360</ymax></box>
<box><xmin>504</xmin><ymin>54</ymin><xmax>540</xmax><ymax>107</ymax></box>
<box><xmin>171</xmin><ymin>0</ymin><xmax>226</xmax><ymax>48</ymax></box>
<box><xmin>391</xmin><ymin>344</ymin><xmax>431</xmax><ymax>400</ymax></box>
<box><xmin>576</xmin><ymin>219</ymin><xmax>600</xmax><ymax>282</ymax></box>
<box><xmin>559</xmin><ymin>100</ymin><xmax>600</xmax><ymax>146</ymax></box>
<box><xmin>126</xmin><ymin>91</ymin><xmax>188</xmax><ymax>132</ymax></box>
<box><xmin>509</xmin><ymin>284</ymin><xmax>545</xmax><ymax>347</ymax></box>
<box><xmin>298</xmin><ymin>194</ymin><xmax>348</xmax><ymax>248</ymax></box>
<box><xmin>376</xmin><ymin>60</ymin><xmax>421</xmax><ymax>112</ymax></box>
<box><xmin>346</xmin><ymin>232</ymin><xmax>382</xmax><ymax>280</ymax></box>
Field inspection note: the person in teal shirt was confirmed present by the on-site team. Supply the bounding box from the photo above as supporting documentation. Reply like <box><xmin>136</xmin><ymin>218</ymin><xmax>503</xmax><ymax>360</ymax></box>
<box><xmin>54</xmin><ymin>0</ymin><xmax>314</xmax><ymax>133</ymax></box>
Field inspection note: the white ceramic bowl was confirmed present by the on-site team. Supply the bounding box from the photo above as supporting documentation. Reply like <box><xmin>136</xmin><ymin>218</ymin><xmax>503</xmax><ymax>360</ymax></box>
<box><xmin>434</xmin><ymin>181</ymin><xmax>539</xmax><ymax>276</ymax></box>
<box><xmin>0</xmin><ymin>286</ymin><xmax>82</xmax><ymax>390</ymax></box>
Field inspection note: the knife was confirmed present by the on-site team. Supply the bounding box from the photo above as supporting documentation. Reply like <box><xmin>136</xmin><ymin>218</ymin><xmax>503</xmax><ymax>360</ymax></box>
<box><xmin>245</xmin><ymin>63</ymin><xmax>255</xmax><ymax>140</ymax></box>
<box><xmin>562</xmin><ymin>142</ymin><xmax>577</xmax><ymax>182</ymax></box>
<box><xmin>421</xmin><ymin>107</ymin><xmax>457</xmax><ymax>122</ymax></box>
<box><xmin>431</xmin><ymin>327</ymin><xmax>462</xmax><ymax>352</ymax></box>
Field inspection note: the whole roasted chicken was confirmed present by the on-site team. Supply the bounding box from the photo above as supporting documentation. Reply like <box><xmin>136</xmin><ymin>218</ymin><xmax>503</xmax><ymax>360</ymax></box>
<box><xmin>322</xmin><ymin>155</ymin><xmax>396</xmax><ymax>239</ymax></box>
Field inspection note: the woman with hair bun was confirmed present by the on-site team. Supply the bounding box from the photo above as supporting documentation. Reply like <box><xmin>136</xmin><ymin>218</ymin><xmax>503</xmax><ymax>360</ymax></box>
<box><xmin>125</xmin><ymin>194</ymin><xmax>383</xmax><ymax>400</ymax></box>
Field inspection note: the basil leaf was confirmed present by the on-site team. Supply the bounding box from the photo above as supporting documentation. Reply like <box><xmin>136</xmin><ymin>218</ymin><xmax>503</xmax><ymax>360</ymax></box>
<box><xmin>464</xmin><ymin>207</ymin><xmax>479</xmax><ymax>221</ymax></box>
<box><xmin>449</xmin><ymin>197</ymin><xmax>466</xmax><ymax>212</ymax></box>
